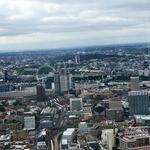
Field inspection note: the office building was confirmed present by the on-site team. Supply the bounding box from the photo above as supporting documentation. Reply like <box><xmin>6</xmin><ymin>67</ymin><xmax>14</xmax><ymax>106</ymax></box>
<box><xmin>120</xmin><ymin>127</ymin><xmax>150</xmax><ymax>150</ymax></box>
<box><xmin>36</xmin><ymin>84</ymin><xmax>45</xmax><ymax>101</ymax></box>
<box><xmin>134</xmin><ymin>115</ymin><xmax>150</xmax><ymax>126</ymax></box>
<box><xmin>106</xmin><ymin>109</ymin><xmax>124</xmax><ymax>122</ymax></box>
<box><xmin>54</xmin><ymin>69</ymin><xmax>70</xmax><ymax>94</ymax></box>
<box><xmin>60</xmin><ymin>69</ymin><xmax>70</xmax><ymax>93</ymax></box>
<box><xmin>62</xmin><ymin>128</ymin><xmax>75</xmax><ymax>146</ymax></box>
<box><xmin>130</xmin><ymin>76</ymin><xmax>140</xmax><ymax>91</ymax></box>
<box><xmin>4</xmin><ymin>69</ymin><xmax>8</xmax><ymax>82</ymax></box>
<box><xmin>75</xmin><ymin>55</ymin><xmax>80</xmax><ymax>64</ymax></box>
<box><xmin>45</xmin><ymin>76</ymin><xmax>54</xmax><ymax>89</ymax></box>
<box><xmin>24</xmin><ymin>116</ymin><xmax>35</xmax><ymax>130</ymax></box>
<box><xmin>128</xmin><ymin>90</ymin><xmax>150</xmax><ymax>116</ymax></box>
<box><xmin>78</xmin><ymin>122</ymin><xmax>88</xmax><ymax>133</ymax></box>
<box><xmin>54</xmin><ymin>71</ymin><xmax>61</xmax><ymax>94</ymax></box>
<box><xmin>101</xmin><ymin>129</ymin><xmax>115</xmax><ymax>150</ymax></box>
<box><xmin>70</xmin><ymin>98</ymin><xmax>83</xmax><ymax>112</ymax></box>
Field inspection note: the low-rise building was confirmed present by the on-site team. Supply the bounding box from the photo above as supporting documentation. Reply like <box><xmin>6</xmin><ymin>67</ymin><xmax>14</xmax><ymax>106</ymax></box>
<box><xmin>24</xmin><ymin>116</ymin><xmax>35</xmax><ymax>130</ymax></box>
<box><xmin>120</xmin><ymin>127</ymin><xmax>150</xmax><ymax>150</ymax></box>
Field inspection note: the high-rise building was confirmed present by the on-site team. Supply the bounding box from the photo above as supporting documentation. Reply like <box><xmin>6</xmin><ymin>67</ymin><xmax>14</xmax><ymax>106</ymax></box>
<box><xmin>109</xmin><ymin>100</ymin><xmax>122</xmax><ymax>110</ymax></box>
<box><xmin>130</xmin><ymin>76</ymin><xmax>140</xmax><ymax>91</ymax></box>
<box><xmin>75</xmin><ymin>55</ymin><xmax>80</xmax><ymax>64</ymax></box>
<box><xmin>54</xmin><ymin>69</ymin><xmax>70</xmax><ymax>94</ymax></box>
<box><xmin>101</xmin><ymin>129</ymin><xmax>115</xmax><ymax>150</ymax></box>
<box><xmin>45</xmin><ymin>76</ymin><xmax>54</xmax><ymax>89</ymax></box>
<box><xmin>128</xmin><ymin>90</ymin><xmax>150</xmax><ymax>116</ymax></box>
<box><xmin>4</xmin><ymin>69</ymin><xmax>8</xmax><ymax>82</ymax></box>
<box><xmin>36</xmin><ymin>84</ymin><xmax>45</xmax><ymax>101</ymax></box>
<box><xmin>54</xmin><ymin>71</ymin><xmax>61</xmax><ymax>94</ymax></box>
<box><xmin>70</xmin><ymin>98</ymin><xmax>83</xmax><ymax>112</ymax></box>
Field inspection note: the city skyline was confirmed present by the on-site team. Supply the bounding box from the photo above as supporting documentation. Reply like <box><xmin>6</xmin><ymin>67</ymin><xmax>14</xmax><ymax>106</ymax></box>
<box><xmin>0</xmin><ymin>0</ymin><xmax>150</xmax><ymax>51</ymax></box>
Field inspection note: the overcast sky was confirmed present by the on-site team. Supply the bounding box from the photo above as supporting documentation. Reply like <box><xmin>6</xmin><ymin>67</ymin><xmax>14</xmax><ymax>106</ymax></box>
<box><xmin>0</xmin><ymin>0</ymin><xmax>150</xmax><ymax>51</ymax></box>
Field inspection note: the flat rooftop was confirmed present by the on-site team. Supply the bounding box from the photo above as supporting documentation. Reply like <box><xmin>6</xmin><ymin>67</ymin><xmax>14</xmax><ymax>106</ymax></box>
<box><xmin>134</xmin><ymin>115</ymin><xmax>150</xmax><ymax>120</ymax></box>
<box><xmin>128</xmin><ymin>90</ymin><xmax>148</xmax><ymax>96</ymax></box>
<box><xmin>121</xmin><ymin>127</ymin><xmax>150</xmax><ymax>142</ymax></box>
<box><xmin>63</xmin><ymin>128</ymin><xmax>75</xmax><ymax>136</ymax></box>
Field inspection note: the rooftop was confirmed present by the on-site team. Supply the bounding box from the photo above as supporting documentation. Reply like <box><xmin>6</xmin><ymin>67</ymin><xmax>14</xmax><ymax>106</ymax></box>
<box><xmin>128</xmin><ymin>90</ymin><xmax>149</xmax><ymax>96</ymax></box>
<box><xmin>121</xmin><ymin>127</ymin><xmax>150</xmax><ymax>142</ymax></box>
<box><xmin>0</xmin><ymin>134</ymin><xmax>11</xmax><ymax>141</ymax></box>
<box><xmin>63</xmin><ymin>128</ymin><xmax>75</xmax><ymax>136</ymax></box>
<box><xmin>134</xmin><ymin>115</ymin><xmax>150</xmax><ymax>120</ymax></box>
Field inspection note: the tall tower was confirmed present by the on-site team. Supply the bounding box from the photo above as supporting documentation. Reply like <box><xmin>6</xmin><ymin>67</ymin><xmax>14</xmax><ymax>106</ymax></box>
<box><xmin>54</xmin><ymin>69</ymin><xmax>70</xmax><ymax>94</ymax></box>
<box><xmin>36</xmin><ymin>84</ymin><xmax>45</xmax><ymax>101</ymax></box>
<box><xmin>128</xmin><ymin>90</ymin><xmax>149</xmax><ymax>116</ymax></box>
<box><xmin>45</xmin><ymin>76</ymin><xmax>54</xmax><ymax>89</ymax></box>
<box><xmin>75</xmin><ymin>55</ymin><xmax>80</xmax><ymax>64</ymax></box>
<box><xmin>54</xmin><ymin>71</ymin><xmax>61</xmax><ymax>94</ymax></box>
<box><xmin>59</xmin><ymin>69</ymin><xmax>70</xmax><ymax>93</ymax></box>
<box><xmin>4</xmin><ymin>69</ymin><xmax>8</xmax><ymax>82</ymax></box>
<box><xmin>130</xmin><ymin>76</ymin><xmax>140</xmax><ymax>91</ymax></box>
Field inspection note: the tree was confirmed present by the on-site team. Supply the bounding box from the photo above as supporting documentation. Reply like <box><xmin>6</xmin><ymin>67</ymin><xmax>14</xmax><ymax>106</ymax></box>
<box><xmin>13</xmin><ymin>101</ymin><xmax>22</xmax><ymax>106</ymax></box>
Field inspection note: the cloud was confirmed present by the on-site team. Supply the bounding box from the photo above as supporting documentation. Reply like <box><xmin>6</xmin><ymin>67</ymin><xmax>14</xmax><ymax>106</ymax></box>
<box><xmin>0</xmin><ymin>0</ymin><xmax>149</xmax><ymax>50</ymax></box>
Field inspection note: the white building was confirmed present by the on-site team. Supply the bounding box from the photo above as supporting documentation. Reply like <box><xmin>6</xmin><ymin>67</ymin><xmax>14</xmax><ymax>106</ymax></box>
<box><xmin>54</xmin><ymin>69</ymin><xmax>71</xmax><ymax>94</ymax></box>
<box><xmin>101</xmin><ymin>129</ymin><xmax>115</xmax><ymax>150</ymax></box>
<box><xmin>24</xmin><ymin>116</ymin><xmax>35</xmax><ymax>130</ymax></box>
<box><xmin>62</xmin><ymin>128</ymin><xmax>75</xmax><ymax>143</ymax></box>
<box><xmin>60</xmin><ymin>69</ymin><xmax>70</xmax><ymax>93</ymax></box>
<box><xmin>128</xmin><ymin>90</ymin><xmax>149</xmax><ymax>116</ymax></box>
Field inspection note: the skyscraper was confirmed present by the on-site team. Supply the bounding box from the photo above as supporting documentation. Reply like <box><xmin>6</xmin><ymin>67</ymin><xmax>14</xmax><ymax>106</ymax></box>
<box><xmin>4</xmin><ymin>69</ymin><xmax>8</xmax><ymax>82</ymax></box>
<box><xmin>45</xmin><ymin>76</ymin><xmax>54</xmax><ymax>89</ymax></box>
<box><xmin>36</xmin><ymin>84</ymin><xmax>45</xmax><ymax>101</ymax></box>
<box><xmin>130</xmin><ymin>76</ymin><xmax>140</xmax><ymax>91</ymax></box>
<box><xmin>24</xmin><ymin>116</ymin><xmax>35</xmax><ymax>130</ymax></box>
<box><xmin>75</xmin><ymin>55</ymin><xmax>80</xmax><ymax>64</ymax></box>
<box><xmin>128</xmin><ymin>90</ymin><xmax>150</xmax><ymax>116</ymax></box>
<box><xmin>54</xmin><ymin>71</ymin><xmax>61</xmax><ymax>94</ymax></box>
<box><xmin>54</xmin><ymin>69</ymin><xmax>70</xmax><ymax>94</ymax></box>
<box><xmin>60</xmin><ymin>69</ymin><xmax>70</xmax><ymax>93</ymax></box>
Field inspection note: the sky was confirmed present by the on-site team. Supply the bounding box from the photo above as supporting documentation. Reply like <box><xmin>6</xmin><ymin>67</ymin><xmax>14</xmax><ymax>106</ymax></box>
<box><xmin>0</xmin><ymin>0</ymin><xmax>150</xmax><ymax>51</ymax></box>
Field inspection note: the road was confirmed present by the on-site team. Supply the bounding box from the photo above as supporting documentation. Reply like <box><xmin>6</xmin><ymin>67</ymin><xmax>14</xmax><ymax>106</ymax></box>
<box><xmin>50</xmin><ymin>140</ymin><xmax>54</xmax><ymax>150</ymax></box>
<box><xmin>53</xmin><ymin>132</ymin><xmax>63</xmax><ymax>150</ymax></box>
